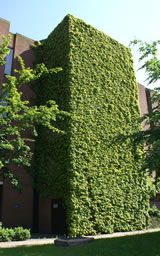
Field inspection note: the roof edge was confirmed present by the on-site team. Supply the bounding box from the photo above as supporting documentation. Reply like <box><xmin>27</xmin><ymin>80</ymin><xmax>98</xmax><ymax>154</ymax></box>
<box><xmin>0</xmin><ymin>17</ymin><xmax>10</xmax><ymax>24</ymax></box>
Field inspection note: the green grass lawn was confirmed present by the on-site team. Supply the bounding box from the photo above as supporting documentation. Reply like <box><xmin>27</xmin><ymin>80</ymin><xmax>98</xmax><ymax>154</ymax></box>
<box><xmin>0</xmin><ymin>232</ymin><xmax>160</xmax><ymax>256</ymax></box>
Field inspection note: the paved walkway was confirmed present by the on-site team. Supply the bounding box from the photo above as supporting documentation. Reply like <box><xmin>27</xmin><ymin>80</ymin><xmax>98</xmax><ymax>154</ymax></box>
<box><xmin>0</xmin><ymin>228</ymin><xmax>160</xmax><ymax>248</ymax></box>
<box><xmin>86</xmin><ymin>227</ymin><xmax>160</xmax><ymax>239</ymax></box>
<box><xmin>0</xmin><ymin>238</ymin><xmax>55</xmax><ymax>248</ymax></box>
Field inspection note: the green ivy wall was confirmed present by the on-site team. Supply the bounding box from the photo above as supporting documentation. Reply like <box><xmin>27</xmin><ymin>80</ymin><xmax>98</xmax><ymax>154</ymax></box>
<box><xmin>33</xmin><ymin>14</ymin><xmax>150</xmax><ymax>236</ymax></box>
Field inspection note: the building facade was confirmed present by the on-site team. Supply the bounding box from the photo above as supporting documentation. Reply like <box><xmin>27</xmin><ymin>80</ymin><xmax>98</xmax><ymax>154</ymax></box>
<box><xmin>0</xmin><ymin>16</ymin><xmax>152</xmax><ymax>235</ymax></box>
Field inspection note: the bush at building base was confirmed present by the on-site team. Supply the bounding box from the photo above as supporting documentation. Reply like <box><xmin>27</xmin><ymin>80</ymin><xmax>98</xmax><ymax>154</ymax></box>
<box><xmin>0</xmin><ymin>223</ymin><xmax>31</xmax><ymax>241</ymax></box>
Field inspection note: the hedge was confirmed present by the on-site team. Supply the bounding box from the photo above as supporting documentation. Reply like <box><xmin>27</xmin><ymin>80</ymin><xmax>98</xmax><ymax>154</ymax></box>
<box><xmin>0</xmin><ymin>223</ymin><xmax>31</xmax><ymax>241</ymax></box>
<box><xmin>33</xmin><ymin>14</ymin><xmax>150</xmax><ymax>237</ymax></box>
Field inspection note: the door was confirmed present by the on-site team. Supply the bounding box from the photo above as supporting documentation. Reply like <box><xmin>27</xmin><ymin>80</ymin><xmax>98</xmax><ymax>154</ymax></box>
<box><xmin>51</xmin><ymin>199</ymin><xmax>67</xmax><ymax>235</ymax></box>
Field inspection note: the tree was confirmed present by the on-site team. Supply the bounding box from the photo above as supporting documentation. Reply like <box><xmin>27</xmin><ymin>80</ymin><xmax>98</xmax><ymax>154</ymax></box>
<box><xmin>0</xmin><ymin>35</ymin><xmax>68</xmax><ymax>190</ymax></box>
<box><xmin>130</xmin><ymin>40</ymin><xmax>160</xmax><ymax>188</ymax></box>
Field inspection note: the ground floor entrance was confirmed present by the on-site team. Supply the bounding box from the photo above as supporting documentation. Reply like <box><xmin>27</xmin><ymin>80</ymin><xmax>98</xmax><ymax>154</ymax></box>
<box><xmin>51</xmin><ymin>199</ymin><xmax>67</xmax><ymax>235</ymax></box>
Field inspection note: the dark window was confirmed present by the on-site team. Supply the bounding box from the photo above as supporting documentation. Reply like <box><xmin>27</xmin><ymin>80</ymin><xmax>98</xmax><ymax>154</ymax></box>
<box><xmin>4</xmin><ymin>48</ymin><xmax>13</xmax><ymax>75</ymax></box>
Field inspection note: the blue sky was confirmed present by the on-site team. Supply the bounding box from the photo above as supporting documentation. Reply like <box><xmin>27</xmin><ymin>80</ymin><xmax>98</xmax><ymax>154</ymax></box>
<box><xmin>0</xmin><ymin>0</ymin><xmax>160</xmax><ymax>88</ymax></box>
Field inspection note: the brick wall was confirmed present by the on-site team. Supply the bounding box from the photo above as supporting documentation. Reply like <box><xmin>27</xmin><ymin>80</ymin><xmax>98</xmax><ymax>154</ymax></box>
<box><xmin>0</xmin><ymin>18</ymin><xmax>35</xmax><ymax>229</ymax></box>
<box><xmin>0</xmin><ymin>17</ymin><xmax>154</xmax><ymax>233</ymax></box>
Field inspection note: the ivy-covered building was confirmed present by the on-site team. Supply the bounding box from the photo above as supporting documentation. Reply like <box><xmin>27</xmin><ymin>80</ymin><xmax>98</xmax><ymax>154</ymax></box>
<box><xmin>0</xmin><ymin>15</ymin><xmax>151</xmax><ymax>236</ymax></box>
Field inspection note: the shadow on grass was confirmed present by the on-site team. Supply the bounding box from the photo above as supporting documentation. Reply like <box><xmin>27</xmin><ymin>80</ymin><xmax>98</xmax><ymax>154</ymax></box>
<box><xmin>1</xmin><ymin>232</ymin><xmax>160</xmax><ymax>256</ymax></box>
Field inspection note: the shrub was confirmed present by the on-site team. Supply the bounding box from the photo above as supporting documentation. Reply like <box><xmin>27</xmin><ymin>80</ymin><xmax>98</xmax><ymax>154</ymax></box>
<box><xmin>0</xmin><ymin>224</ymin><xmax>30</xmax><ymax>242</ymax></box>
<box><xmin>149</xmin><ymin>205</ymin><xmax>160</xmax><ymax>218</ymax></box>
<box><xmin>149</xmin><ymin>205</ymin><xmax>160</xmax><ymax>228</ymax></box>
<box><xmin>0</xmin><ymin>227</ymin><xmax>11</xmax><ymax>242</ymax></box>
<box><xmin>13</xmin><ymin>227</ymin><xmax>31</xmax><ymax>241</ymax></box>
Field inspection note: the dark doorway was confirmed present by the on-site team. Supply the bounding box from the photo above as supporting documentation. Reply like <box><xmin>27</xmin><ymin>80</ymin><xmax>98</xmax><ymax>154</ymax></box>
<box><xmin>0</xmin><ymin>185</ymin><xmax>3</xmax><ymax>221</ymax></box>
<box><xmin>32</xmin><ymin>189</ymin><xmax>39</xmax><ymax>233</ymax></box>
<box><xmin>51</xmin><ymin>199</ymin><xmax>67</xmax><ymax>235</ymax></box>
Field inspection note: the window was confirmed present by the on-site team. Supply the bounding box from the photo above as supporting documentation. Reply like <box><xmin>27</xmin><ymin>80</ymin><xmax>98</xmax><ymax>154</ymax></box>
<box><xmin>2</xmin><ymin>48</ymin><xmax>13</xmax><ymax>116</ymax></box>
<box><xmin>4</xmin><ymin>48</ymin><xmax>13</xmax><ymax>75</ymax></box>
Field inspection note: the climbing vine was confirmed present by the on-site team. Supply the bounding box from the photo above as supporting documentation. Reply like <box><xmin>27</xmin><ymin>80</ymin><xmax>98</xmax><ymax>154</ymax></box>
<box><xmin>33</xmin><ymin>14</ymin><xmax>150</xmax><ymax>237</ymax></box>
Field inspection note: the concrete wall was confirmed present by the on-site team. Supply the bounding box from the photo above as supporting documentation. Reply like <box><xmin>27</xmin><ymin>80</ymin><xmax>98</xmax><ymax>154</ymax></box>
<box><xmin>138</xmin><ymin>83</ymin><xmax>150</xmax><ymax>130</ymax></box>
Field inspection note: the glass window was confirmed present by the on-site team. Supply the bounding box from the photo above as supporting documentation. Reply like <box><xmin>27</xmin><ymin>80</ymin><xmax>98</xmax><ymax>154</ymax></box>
<box><xmin>4</xmin><ymin>48</ymin><xmax>13</xmax><ymax>75</ymax></box>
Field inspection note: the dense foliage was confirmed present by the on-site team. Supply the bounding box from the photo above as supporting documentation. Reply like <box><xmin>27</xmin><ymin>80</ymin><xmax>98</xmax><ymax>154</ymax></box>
<box><xmin>149</xmin><ymin>204</ymin><xmax>160</xmax><ymax>218</ymax></box>
<box><xmin>34</xmin><ymin>15</ymin><xmax>150</xmax><ymax>236</ymax></box>
<box><xmin>130</xmin><ymin>40</ymin><xmax>160</xmax><ymax>187</ymax></box>
<box><xmin>0</xmin><ymin>223</ymin><xmax>30</xmax><ymax>241</ymax></box>
<box><xmin>0</xmin><ymin>36</ymin><xmax>68</xmax><ymax>190</ymax></box>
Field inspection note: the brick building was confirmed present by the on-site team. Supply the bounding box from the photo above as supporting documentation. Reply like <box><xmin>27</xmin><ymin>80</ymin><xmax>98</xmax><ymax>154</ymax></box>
<box><xmin>0</xmin><ymin>17</ymin><xmax>152</xmax><ymax>234</ymax></box>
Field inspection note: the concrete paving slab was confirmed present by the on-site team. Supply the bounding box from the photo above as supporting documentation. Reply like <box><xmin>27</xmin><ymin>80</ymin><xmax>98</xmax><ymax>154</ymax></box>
<box><xmin>85</xmin><ymin>228</ymin><xmax>160</xmax><ymax>239</ymax></box>
<box><xmin>54</xmin><ymin>237</ymin><xmax>93</xmax><ymax>247</ymax></box>
<box><xmin>0</xmin><ymin>238</ymin><xmax>54</xmax><ymax>248</ymax></box>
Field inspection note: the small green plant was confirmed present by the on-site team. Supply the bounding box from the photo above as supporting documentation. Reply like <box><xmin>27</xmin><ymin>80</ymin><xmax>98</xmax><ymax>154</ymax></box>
<box><xmin>0</xmin><ymin>227</ymin><xmax>10</xmax><ymax>241</ymax></box>
<box><xmin>12</xmin><ymin>227</ymin><xmax>31</xmax><ymax>241</ymax></box>
<box><xmin>0</xmin><ymin>224</ymin><xmax>30</xmax><ymax>241</ymax></box>
<box><xmin>149</xmin><ymin>205</ymin><xmax>160</xmax><ymax>229</ymax></box>
<box><xmin>149</xmin><ymin>205</ymin><xmax>160</xmax><ymax>218</ymax></box>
